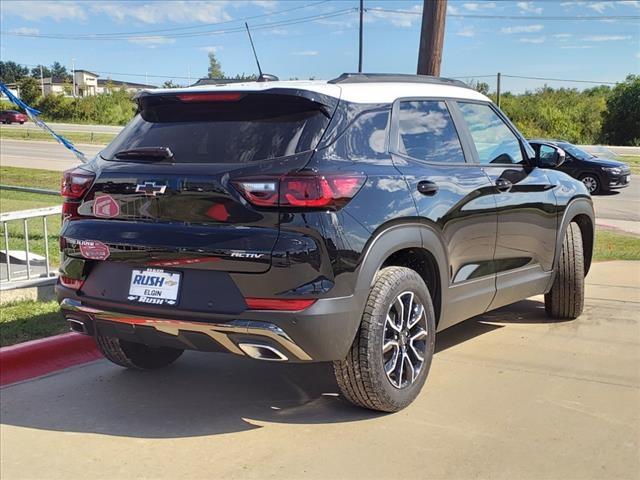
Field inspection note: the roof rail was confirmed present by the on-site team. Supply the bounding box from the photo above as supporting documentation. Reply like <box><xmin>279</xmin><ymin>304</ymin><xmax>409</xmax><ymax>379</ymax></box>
<box><xmin>328</xmin><ymin>73</ymin><xmax>469</xmax><ymax>89</ymax></box>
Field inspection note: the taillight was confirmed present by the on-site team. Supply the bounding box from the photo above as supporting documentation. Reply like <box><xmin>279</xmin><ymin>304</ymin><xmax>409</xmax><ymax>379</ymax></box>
<box><xmin>245</xmin><ymin>298</ymin><xmax>316</xmax><ymax>311</ymax></box>
<box><xmin>61</xmin><ymin>168</ymin><xmax>95</xmax><ymax>199</ymax></box>
<box><xmin>59</xmin><ymin>276</ymin><xmax>84</xmax><ymax>290</ymax></box>
<box><xmin>234</xmin><ymin>173</ymin><xmax>365</xmax><ymax>210</ymax></box>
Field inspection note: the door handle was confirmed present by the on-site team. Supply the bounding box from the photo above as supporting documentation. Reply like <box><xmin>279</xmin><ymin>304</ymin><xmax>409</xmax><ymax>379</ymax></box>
<box><xmin>417</xmin><ymin>180</ymin><xmax>439</xmax><ymax>196</ymax></box>
<box><xmin>495</xmin><ymin>178</ymin><xmax>513</xmax><ymax>192</ymax></box>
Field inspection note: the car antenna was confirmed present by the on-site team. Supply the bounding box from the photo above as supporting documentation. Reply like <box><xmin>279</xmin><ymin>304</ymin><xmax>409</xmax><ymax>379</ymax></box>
<box><xmin>244</xmin><ymin>22</ymin><xmax>278</xmax><ymax>82</ymax></box>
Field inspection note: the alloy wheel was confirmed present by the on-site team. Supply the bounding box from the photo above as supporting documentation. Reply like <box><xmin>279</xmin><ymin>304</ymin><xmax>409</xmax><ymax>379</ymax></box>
<box><xmin>382</xmin><ymin>291</ymin><xmax>428</xmax><ymax>389</ymax></box>
<box><xmin>581</xmin><ymin>176</ymin><xmax>598</xmax><ymax>194</ymax></box>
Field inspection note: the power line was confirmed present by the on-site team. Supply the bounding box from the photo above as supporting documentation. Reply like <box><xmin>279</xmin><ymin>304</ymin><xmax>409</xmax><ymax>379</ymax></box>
<box><xmin>501</xmin><ymin>74</ymin><xmax>618</xmax><ymax>85</ymax></box>
<box><xmin>0</xmin><ymin>8</ymin><xmax>357</xmax><ymax>41</ymax></box>
<box><xmin>366</xmin><ymin>7</ymin><xmax>640</xmax><ymax>21</ymax></box>
<box><xmin>63</xmin><ymin>1</ymin><xmax>332</xmax><ymax>37</ymax></box>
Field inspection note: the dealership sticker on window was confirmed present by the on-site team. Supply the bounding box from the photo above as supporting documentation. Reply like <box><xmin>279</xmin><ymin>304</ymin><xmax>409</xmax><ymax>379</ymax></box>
<box><xmin>78</xmin><ymin>240</ymin><xmax>110</xmax><ymax>261</ymax></box>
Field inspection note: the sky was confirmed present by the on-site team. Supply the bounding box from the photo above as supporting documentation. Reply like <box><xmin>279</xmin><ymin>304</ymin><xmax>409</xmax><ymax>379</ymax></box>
<box><xmin>1</xmin><ymin>0</ymin><xmax>639</xmax><ymax>92</ymax></box>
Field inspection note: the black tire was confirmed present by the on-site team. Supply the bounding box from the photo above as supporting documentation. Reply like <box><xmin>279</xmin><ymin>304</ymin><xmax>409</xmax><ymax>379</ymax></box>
<box><xmin>545</xmin><ymin>222</ymin><xmax>585</xmax><ymax>319</ymax></box>
<box><xmin>333</xmin><ymin>266</ymin><xmax>436</xmax><ymax>412</ymax></box>
<box><xmin>19</xmin><ymin>121</ymin><xmax>24</xmax><ymax>125</ymax></box>
<box><xmin>95</xmin><ymin>334</ymin><xmax>183</xmax><ymax>370</ymax></box>
<box><xmin>579</xmin><ymin>173</ymin><xmax>601</xmax><ymax>195</ymax></box>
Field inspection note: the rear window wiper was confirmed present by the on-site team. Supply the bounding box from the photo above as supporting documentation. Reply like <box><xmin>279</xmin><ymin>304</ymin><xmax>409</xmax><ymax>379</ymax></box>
<box><xmin>114</xmin><ymin>147</ymin><xmax>174</xmax><ymax>161</ymax></box>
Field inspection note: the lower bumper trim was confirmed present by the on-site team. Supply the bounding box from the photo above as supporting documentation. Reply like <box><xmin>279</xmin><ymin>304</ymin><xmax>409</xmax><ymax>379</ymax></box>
<box><xmin>59</xmin><ymin>298</ymin><xmax>312</xmax><ymax>361</ymax></box>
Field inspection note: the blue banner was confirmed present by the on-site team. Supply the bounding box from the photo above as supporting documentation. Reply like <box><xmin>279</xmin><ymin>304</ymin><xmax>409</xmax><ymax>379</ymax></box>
<box><xmin>0</xmin><ymin>82</ymin><xmax>87</xmax><ymax>163</ymax></box>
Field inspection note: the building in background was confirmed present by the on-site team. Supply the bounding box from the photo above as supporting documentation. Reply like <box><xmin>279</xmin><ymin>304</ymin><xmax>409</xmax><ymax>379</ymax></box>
<box><xmin>41</xmin><ymin>69</ymin><xmax>155</xmax><ymax>97</ymax></box>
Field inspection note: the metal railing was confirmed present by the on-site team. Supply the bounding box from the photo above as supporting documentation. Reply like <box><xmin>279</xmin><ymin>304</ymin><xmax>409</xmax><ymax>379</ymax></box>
<box><xmin>0</xmin><ymin>205</ymin><xmax>62</xmax><ymax>284</ymax></box>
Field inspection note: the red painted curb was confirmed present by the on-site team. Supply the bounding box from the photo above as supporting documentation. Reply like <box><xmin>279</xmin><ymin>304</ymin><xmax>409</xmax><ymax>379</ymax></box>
<box><xmin>0</xmin><ymin>332</ymin><xmax>101</xmax><ymax>386</ymax></box>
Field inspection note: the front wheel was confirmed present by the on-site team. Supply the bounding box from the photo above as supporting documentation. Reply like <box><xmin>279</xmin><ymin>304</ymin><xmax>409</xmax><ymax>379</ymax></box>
<box><xmin>333</xmin><ymin>267</ymin><xmax>436</xmax><ymax>412</ymax></box>
<box><xmin>580</xmin><ymin>174</ymin><xmax>601</xmax><ymax>195</ymax></box>
<box><xmin>96</xmin><ymin>334</ymin><xmax>183</xmax><ymax>370</ymax></box>
<box><xmin>545</xmin><ymin>222</ymin><xmax>585</xmax><ymax>319</ymax></box>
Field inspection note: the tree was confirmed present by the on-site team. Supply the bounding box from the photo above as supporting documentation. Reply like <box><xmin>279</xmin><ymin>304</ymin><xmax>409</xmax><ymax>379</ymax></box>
<box><xmin>232</xmin><ymin>73</ymin><xmax>258</xmax><ymax>81</ymax></box>
<box><xmin>468</xmin><ymin>79</ymin><xmax>490</xmax><ymax>95</ymax></box>
<box><xmin>207</xmin><ymin>52</ymin><xmax>224</xmax><ymax>79</ymax></box>
<box><xmin>50</xmin><ymin>61</ymin><xmax>71</xmax><ymax>80</ymax></box>
<box><xmin>17</xmin><ymin>76</ymin><xmax>41</xmax><ymax>104</ymax></box>
<box><xmin>31</xmin><ymin>65</ymin><xmax>52</xmax><ymax>78</ymax></box>
<box><xmin>0</xmin><ymin>61</ymin><xmax>29</xmax><ymax>83</ymax></box>
<box><xmin>162</xmin><ymin>80</ymin><xmax>181</xmax><ymax>88</ymax></box>
<box><xmin>601</xmin><ymin>75</ymin><xmax>640</xmax><ymax>146</ymax></box>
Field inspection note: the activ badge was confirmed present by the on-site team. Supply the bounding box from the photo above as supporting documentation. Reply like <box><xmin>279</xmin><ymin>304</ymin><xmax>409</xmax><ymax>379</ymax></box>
<box><xmin>78</xmin><ymin>240</ymin><xmax>110</xmax><ymax>261</ymax></box>
<box><xmin>93</xmin><ymin>195</ymin><xmax>120</xmax><ymax>218</ymax></box>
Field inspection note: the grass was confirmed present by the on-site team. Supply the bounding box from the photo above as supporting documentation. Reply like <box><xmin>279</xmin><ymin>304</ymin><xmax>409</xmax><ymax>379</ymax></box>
<box><xmin>0</xmin><ymin>300</ymin><xmax>67</xmax><ymax>347</ymax></box>
<box><xmin>0</xmin><ymin>189</ymin><xmax>62</xmax><ymax>267</ymax></box>
<box><xmin>622</xmin><ymin>155</ymin><xmax>640</xmax><ymax>175</ymax></box>
<box><xmin>594</xmin><ymin>229</ymin><xmax>640</xmax><ymax>261</ymax></box>
<box><xmin>0</xmin><ymin>126</ymin><xmax>114</xmax><ymax>145</ymax></box>
<box><xmin>0</xmin><ymin>166</ymin><xmax>62</xmax><ymax>190</ymax></box>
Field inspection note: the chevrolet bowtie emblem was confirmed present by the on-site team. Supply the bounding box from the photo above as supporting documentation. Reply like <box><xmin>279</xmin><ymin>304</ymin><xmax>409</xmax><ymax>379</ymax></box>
<box><xmin>135</xmin><ymin>182</ymin><xmax>167</xmax><ymax>196</ymax></box>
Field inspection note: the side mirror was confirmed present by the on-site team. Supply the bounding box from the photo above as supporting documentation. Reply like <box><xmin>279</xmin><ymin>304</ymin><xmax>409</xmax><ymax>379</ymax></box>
<box><xmin>536</xmin><ymin>145</ymin><xmax>566</xmax><ymax>168</ymax></box>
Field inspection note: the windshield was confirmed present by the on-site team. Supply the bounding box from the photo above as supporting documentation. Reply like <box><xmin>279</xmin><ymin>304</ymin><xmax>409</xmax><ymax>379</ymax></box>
<box><xmin>101</xmin><ymin>93</ymin><xmax>331</xmax><ymax>164</ymax></box>
<box><xmin>558</xmin><ymin>143</ymin><xmax>594</xmax><ymax>161</ymax></box>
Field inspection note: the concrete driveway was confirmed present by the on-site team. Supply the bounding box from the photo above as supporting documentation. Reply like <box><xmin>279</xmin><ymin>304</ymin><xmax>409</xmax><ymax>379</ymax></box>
<box><xmin>1</xmin><ymin>261</ymin><xmax>638</xmax><ymax>479</ymax></box>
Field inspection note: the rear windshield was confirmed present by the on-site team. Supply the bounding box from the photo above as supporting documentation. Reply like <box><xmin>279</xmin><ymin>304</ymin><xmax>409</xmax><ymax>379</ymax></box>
<box><xmin>101</xmin><ymin>93</ymin><xmax>331</xmax><ymax>164</ymax></box>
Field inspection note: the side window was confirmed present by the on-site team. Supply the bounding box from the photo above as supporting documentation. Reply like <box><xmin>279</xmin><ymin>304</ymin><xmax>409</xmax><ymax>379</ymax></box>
<box><xmin>397</xmin><ymin>100</ymin><xmax>466</xmax><ymax>163</ymax></box>
<box><xmin>327</xmin><ymin>109</ymin><xmax>390</xmax><ymax>161</ymax></box>
<box><xmin>458</xmin><ymin>102</ymin><xmax>525</xmax><ymax>165</ymax></box>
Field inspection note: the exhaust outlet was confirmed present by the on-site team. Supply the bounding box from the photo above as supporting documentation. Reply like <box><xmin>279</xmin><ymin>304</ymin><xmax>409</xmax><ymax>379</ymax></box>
<box><xmin>238</xmin><ymin>343</ymin><xmax>288</xmax><ymax>361</ymax></box>
<box><xmin>67</xmin><ymin>318</ymin><xmax>89</xmax><ymax>335</ymax></box>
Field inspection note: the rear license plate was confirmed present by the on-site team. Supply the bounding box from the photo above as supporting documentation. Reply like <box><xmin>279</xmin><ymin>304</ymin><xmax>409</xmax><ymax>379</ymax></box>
<box><xmin>128</xmin><ymin>269</ymin><xmax>181</xmax><ymax>305</ymax></box>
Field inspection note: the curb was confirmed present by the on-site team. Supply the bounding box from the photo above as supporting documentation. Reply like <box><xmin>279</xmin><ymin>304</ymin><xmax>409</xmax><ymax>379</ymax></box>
<box><xmin>0</xmin><ymin>332</ymin><xmax>101</xmax><ymax>387</ymax></box>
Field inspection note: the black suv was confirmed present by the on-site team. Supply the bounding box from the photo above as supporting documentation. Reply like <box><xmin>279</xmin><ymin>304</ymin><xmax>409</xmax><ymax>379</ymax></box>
<box><xmin>58</xmin><ymin>74</ymin><xmax>594</xmax><ymax>412</ymax></box>
<box><xmin>529</xmin><ymin>139</ymin><xmax>631</xmax><ymax>194</ymax></box>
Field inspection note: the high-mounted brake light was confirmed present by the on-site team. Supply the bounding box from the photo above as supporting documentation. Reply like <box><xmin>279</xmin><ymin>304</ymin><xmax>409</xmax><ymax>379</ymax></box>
<box><xmin>245</xmin><ymin>298</ymin><xmax>316</xmax><ymax>311</ymax></box>
<box><xmin>61</xmin><ymin>168</ymin><xmax>95</xmax><ymax>199</ymax></box>
<box><xmin>234</xmin><ymin>173</ymin><xmax>365</xmax><ymax>210</ymax></box>
<box><xmin>176</xmin><ymin>92</ymin><xmax>245</xmax><ymax>102</ymax></box>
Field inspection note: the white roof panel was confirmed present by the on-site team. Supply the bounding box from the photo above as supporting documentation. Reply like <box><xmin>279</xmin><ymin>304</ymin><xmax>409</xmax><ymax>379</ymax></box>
<box><xmin>145</xmin><ymin>78</ymin><xmax>490</xmax><ymax>104</ymax></box>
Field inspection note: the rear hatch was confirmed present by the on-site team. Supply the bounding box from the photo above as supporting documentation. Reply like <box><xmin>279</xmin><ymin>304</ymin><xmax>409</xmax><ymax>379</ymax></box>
<box><xmin>61</xmin><ymin>89</ymin><xmax>339</xmax><ymax>280</ymax></box>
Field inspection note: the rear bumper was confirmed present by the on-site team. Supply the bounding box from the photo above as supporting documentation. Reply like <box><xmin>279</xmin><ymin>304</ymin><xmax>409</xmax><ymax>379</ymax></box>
<box><xmin>58</xmin><ymin>289</ymin><xmax>366</xmax><ymax>362</ymax></box>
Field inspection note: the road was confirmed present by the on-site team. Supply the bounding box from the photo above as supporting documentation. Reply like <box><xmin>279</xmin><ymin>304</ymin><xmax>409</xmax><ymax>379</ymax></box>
<box><xmin>1</xmin><ymin>261</ymin><xmax>638</xmax><ymax>479</ymax></box>
<box><xmin>0</xmin><ymin>139</ymin><xmax>102</xmax><ymax>171</ymax></box>
<box><xmin>1</xmin><ymin>122</ymin><xmax>123</xmax><ymax>134</ymax></box>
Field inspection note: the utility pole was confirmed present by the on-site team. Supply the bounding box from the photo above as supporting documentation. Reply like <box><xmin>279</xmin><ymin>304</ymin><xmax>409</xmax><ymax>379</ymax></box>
<box><xmin>496</xmin><ymin>72</ymin><xmax>501</xmax><ymax>107</ymax></box>
<box><xmin>358</xmin><ymin>0</ymin><xmax>364</xmax><ymax>73</ymax></box>
<box><xmin>39</xmin><ymin>65</ymin><xmax>44</xmax><ymax>96</ymax></box>
<box><xmin>71</xmin><ymin>58</ymin><xmax>76</xmax><ymax>98</ymax></box>
<box><xmin>417</xmin><ymin>0</ymin><xmax>448</xmax><ymax>76</ymax></box>
<box><xmin>188</xmin><ymin>65</ymin><xmax>191</xmax><ymax>85</ymax></box>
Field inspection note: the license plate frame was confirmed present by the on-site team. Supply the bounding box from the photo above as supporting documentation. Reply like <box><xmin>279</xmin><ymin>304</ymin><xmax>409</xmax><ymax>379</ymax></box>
<box><xmin>128</xmin><ymin>268</ymin><xmax>181</xmax><ymax>306</ymax></box>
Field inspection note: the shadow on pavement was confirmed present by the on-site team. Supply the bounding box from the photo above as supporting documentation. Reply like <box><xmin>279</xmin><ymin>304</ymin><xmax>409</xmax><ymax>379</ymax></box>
<box><xmin>1</xmin><ymin>299</ymin><xmax>560</xmax><ymax>439</ymax></box>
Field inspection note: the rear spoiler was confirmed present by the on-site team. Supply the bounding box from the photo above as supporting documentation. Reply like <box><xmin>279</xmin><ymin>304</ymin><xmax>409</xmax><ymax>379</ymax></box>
<box><xmin>134</xmin><ymin>88</ymin><xmax>340</xmax><ymax>118</ymax></box>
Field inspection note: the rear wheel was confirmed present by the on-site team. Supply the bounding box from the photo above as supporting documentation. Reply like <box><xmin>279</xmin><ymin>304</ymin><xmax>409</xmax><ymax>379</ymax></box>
<box><xmin>545</xmin><ymin>222</ymin><xmax>585</xmax><ymax>320</ymax></box>
<box><xmin>95</xmin><ymin>334</ymin><xmax>183</xmax><ymax>370</ymax></box>
<box><xmin>333</xmin><ymin>267</ymin><xmax>436</xmax><ymax>412</ymax></box>
<box><xmin>580</xmin><ymin>174</ymin><xmax>600</xmax><ymax>194</ymax></box>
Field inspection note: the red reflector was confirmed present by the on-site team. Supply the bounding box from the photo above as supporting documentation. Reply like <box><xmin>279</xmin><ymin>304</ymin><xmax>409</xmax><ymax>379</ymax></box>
<box><xmin>245</xmin><ymin>298</ymin><xmax>316</xmax><ymax>311</ymax></box>
<box><xmin>59</xmin><ymin>276</ymin><xmax>84</xmax><ymax>290</ymax></box>
<box><xmin>62</xmin><ymin>201</ymin><xmax>80</xmax><ymax>220</ymax></box>
<box><xmin>61</xmin><ymin>168</ymin><xmax>95</xmax><ymax>199</ymax></box>
<box><xmin>176</xmin><ymin>92</ymin><xmax>244</xmax><ymax>102</ymax></box>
